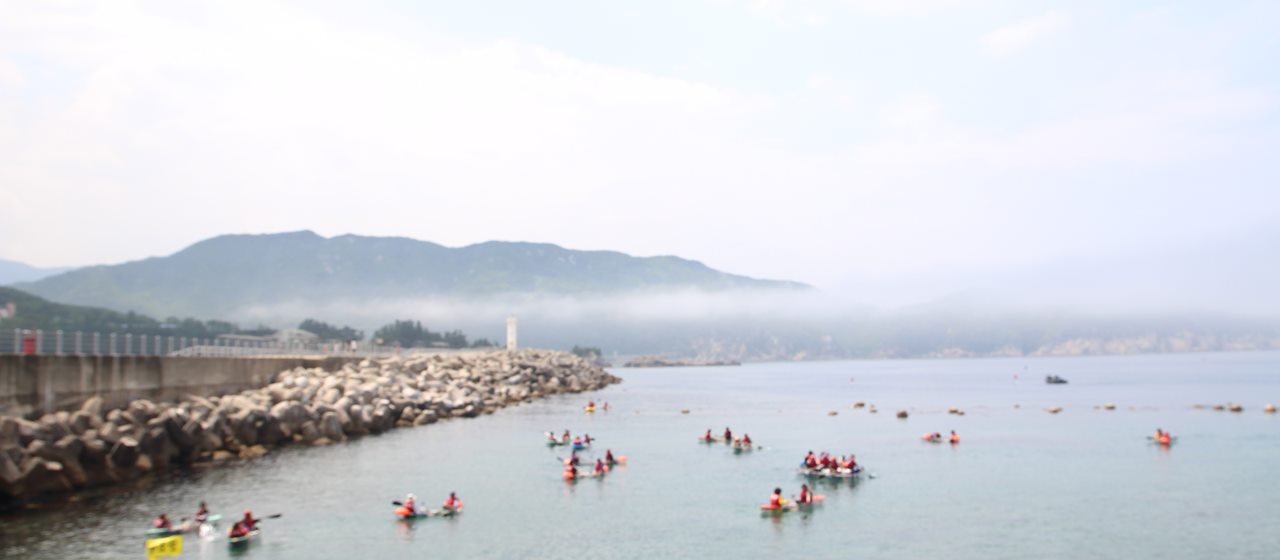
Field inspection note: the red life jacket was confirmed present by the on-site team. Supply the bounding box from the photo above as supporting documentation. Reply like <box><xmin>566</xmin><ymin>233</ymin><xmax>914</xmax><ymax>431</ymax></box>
<box><xmin>770</xmin><ymin>494</ymin><xmax>781</xmax><ymax>507</ymax></box>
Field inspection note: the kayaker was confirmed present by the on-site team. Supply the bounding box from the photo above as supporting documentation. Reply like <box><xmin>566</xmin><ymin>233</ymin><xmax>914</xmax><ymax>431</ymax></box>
<box><xmin>593</xmin><ymin>458</ymin><xmax>606</xmax><ymax>476</ymax></box>
<box><xmin>240</xmin><ymin>510</ymin><xmax>257</xmax><ymax>532</ymax></box>
<box><xmin>569</xmin><ymin>452</ymin><xmax>580</xmax><ymax>466</ymax></box>
<box><xmin>798</xmin><ymin>484</ymin><xmax>812</xmax><ymax>505</ymax></box>
<box><xmin>587</xmin><ymin>400</ymin><xmax>595</xmax><ymax>409</ymax></box>
<box><xmin>724</xmin><ymin>427</ymin><xmax>732</xmax><ymax>441</ymax></box>
<box><xmin>152</xmin><ymin>513</ymin><xmax>172</xmax><ymax>530</ymax></box>
<box><xmin>562</xmin><ymin>429</ymin><xmax>571</xmax><ymax>443</ymax></box>
<box><xmin>950</xmin><ymin>431</ymin><xmax>960</xmax><ymax>444</ymax></box>
<box><xmin>1154</xmin><ymin>428</ymin><xmax>1164</xmax><ymax>439</ymax></box>
<box><xmin>769</xmin><ymin>488</ymin><xmax>783</xmax><ymax>508</ymax></box>
<box><xmin>603</xmin><ymin>402</ymin><xmax>609</xmax><ymax>411</ymax></box>
<box><xmin>742</xmin><ymin>434</ymin><xmax>752</xmax><ymax>446</ymax></box>
<box><xmin>404</xmin><ymin>493</ymin><xmax>417</xmax><ymax>515</ymax></box>
<box><xmin>443</xmin><ymin>492</ymin><xmax>461</xmax><ymax>511</ymax></box>
<box><xmin>194</xmin><ymin>502</ymin><xmax>209</xmax><ymax>524</ymax></box>
<box><xmin>584</xmin><ymin>434</ymin><xmax>593</xmax><ymax>445</ymax></box>
<box><xmin>605</xmin><ymin>449</ymin><xmax>616</xmax><ymax>464</ymax></box>
<box><xmin>228</xmin><ymin>521</ymin><xmax>250</xmax><ymax>539</ymax></box>
<box><xmin>804</xmin><ymin>452</ymin><xmax>818</xmax><ymax>469</ymax></box>
<box><xmin>573</xmin><ymin>436</ymin><xmax>582</xmax><ymax>447</ymax></box>
<box><xmin>704</xmin><ymin>429</ymin><xmax>713</xmax><ymax>441</ymax></box>
<box><xmin>564</xmin><ymin>464</ymin><xmax>578</xmax><ymax>480</ymax></box>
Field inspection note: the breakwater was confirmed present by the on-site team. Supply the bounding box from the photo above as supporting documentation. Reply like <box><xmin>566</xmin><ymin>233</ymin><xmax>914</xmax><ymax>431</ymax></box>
<box><xmin>0</xmin><ymin>349</ymin><xmax>618</xmax><ymax>508</ymax></box>
<box><xmin>0</xmin><ymin>354</ymin><xmax>369</xmax><ymax>418</ymax></box>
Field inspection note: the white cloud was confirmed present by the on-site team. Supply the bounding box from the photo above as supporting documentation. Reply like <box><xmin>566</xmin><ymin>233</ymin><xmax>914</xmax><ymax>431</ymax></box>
<box><xmin>982</xmin><ymin>11</ymin><xmax>1071</xmax><ymax>55</ymax></box>
<box><xmin>881</xmin><ymin>92</ymin><xmax>941</xmax><ymax>128</ymax></box>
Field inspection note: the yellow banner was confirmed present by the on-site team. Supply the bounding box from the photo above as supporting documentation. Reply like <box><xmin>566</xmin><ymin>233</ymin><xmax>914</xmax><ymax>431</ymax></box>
<box><xmin>145</xmin><ymin>535</ymin><xmax>183</xmax><ymax>559</ymax></box>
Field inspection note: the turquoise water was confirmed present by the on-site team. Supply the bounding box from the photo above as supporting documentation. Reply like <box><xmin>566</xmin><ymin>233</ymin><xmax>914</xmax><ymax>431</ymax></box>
<box><xmin>3</xmin><ymin>351</ymin><xmax>1278</xmax><ymax>559</ymax></box>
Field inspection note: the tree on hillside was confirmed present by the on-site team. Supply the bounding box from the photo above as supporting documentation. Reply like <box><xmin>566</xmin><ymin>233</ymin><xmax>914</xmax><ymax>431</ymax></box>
<box><xmin>298</xmin><ymin>318</ymin><xmax>364</xmax><ymax>342</ymax></box>
<box><xmin>372</xmin><ymin>319</ymin><xmax>470</xmax><ymax>349</ymax></box>
<box><xmin>571</xmin><ymin>345</ymin><xmax>603</xmax><ymax>360</ymax></box>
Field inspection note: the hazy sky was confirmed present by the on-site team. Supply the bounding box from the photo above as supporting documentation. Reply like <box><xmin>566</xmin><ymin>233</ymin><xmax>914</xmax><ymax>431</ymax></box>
<box><xmin>1</xmin><ymin>0</ymin><xmax>1276</xmax><ymax>303</ymax></box>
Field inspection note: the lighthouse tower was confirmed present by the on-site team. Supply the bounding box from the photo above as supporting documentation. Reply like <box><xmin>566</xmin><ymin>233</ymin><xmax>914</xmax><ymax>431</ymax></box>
<box><xmin>506</xmin><ymin>317</ymin><xmax>518</xmax><ymax>351</ymax></box>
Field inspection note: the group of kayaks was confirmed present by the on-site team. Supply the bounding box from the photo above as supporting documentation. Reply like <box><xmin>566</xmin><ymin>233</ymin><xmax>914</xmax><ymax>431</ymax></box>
<box><xmin>699</xmin><ymin>428</ymin><xmax>758</xmax><ymax>453</ymax></box>
<box><xmin>922</xmin><ymin>431</ymin><xmax>961</xmax><ymax>444</ymax></box>
<box><xmin>145</xmin><ymin>504</ymin><xmax>274</xmax><ymax>549</ymax></box>
<box><xmin>393</xmin><ymin>492</ymin><xmax>464</xmax><ymax>520</ymax></box>
<box><xmin>546</xmin><ymin>430</ymin><xmax>594</xmax><ymax>451</ymax></box>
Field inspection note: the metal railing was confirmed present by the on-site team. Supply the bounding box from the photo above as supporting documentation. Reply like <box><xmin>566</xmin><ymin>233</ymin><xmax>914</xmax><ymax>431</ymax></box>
<box><xmin>0</xmin><ymin>328</ymin><xmax>411</xmax><ymax>358</ymax></box>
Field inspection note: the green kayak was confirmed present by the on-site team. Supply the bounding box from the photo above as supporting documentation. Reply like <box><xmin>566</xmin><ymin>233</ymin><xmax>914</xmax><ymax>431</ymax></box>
<box><xmin>228</xmin><ymin>529</ymin><xmax>260</xmax><ymax>547</ymax></box>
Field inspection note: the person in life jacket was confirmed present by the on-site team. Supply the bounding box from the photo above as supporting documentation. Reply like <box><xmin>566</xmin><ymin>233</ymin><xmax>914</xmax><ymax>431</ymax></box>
<box><xmin>443</xmin><ymin>492</ymin><xmax>461</xmax><ymax>511</ymax></box>
<box><xmin>568</xmin><ymin>451</ymin><xmax>580</xmax><ymax>466</ymax></box>
<box><xmin>194</xmin><ymin>502</ymin><xmax>209</xmax><ymax>524</ymax></box>
<box><xmin>564</xmin><ymin>464</ymin><xmax>578</xmax><ymax>479</ymax></box>
<box><xmin>949</xmin><ymin>431</ymin><xmax>960</xmax><ymax>444</ymax></box>
<box><xmin>704</xmin><ymin>429</ymin><xmax>713</xmax><ymax>441</ymax></box>
<box><xmin>228</xmin><ymin>521</ymin><xmax>250</xmax><ymax>539</ymax></box>
<box><xmin>404</xmin><ymin>494</ymin><xmax>417</xmax><ymax>515</ymax></box>
<box><xmin>603</xmin><ymin>402</ymin><xmax>609</xmax><ymax>411</ymax></box>
<box><xmin>847</xmin><ymin>454</ymin><xmax>858</xmax><ymax>471</ymax></box>
<box><xmin>594</xmin><ymin>458</ymin><xmax>606</xmax><ymax>476</ymax></box>
<box><xmin>605</xmin><ymin>449</ymin><xmax>616</xmax><ymax>464</ymax></box>
<box><xmin>229</xmin><ymin>510</ymin><xmax>256</xmax><ymax>539</ymax></box>
<box><xmin>562</xmin><ymin>429</ymin><xmax>571</xmax><ymax>443</ymax></box>
<box><xmin>769</xmin><ymin>488</ymin><xmax>783</xmax><ymax>508</ymax></box>
<box><xmin>1154</xmin><ymin>428</ymin><xmax>1164</xmax><ymax>439</ymax></box>
<box><xmin>804</xmin><ymin>452</ymin><xmax>818</xmax><ymax>469</ymax></box>
<box><xmin>798</xmin><ymin>484</ymin><xmax>813</xmax><ymax>505</ymax></box>
<box><xmin>587</xmin><ymin>400</ymin><xmax>595</xmax><ymax>408</ymax></box>
<box><xmin>724</xmin><ymin>427</ymin><xmax>732</xmax><ymax>441</ymax></box>
<box><xmin>583</xmin><ymin>434</ymin><xmax>593</xmax><ymax>445</ymax></box>
<box><xmin>742</xmin><ymin>434</ymin><xmax>752</xmax><ymax>446</ymax></box>
<box><xmin>573</xmin><ymin>436</ymin><xmax>582</xmax><ymax>447</ymax></box>
<box><xmin>152</xmin><ymin>513</ymin><xmax>172</xmax><ymax>530</ymax></box>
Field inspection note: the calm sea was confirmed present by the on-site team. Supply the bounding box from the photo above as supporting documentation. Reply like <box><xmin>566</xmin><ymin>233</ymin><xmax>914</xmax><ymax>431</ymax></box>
<box><xmin>3</xmin><ymin>351</ymin><xmax>1278</xmax><ymax>559</ymax></box>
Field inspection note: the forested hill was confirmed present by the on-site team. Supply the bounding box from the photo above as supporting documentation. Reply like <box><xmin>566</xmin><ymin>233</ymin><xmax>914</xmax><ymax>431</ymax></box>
<box><xmin>15</xmin><ymin>231</ymin><xmax>809</xmax><ymax>317</ymax></box>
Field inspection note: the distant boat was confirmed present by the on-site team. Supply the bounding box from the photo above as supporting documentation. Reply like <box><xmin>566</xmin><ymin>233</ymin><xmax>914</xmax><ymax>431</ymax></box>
<box><xmin>1045</xmin><ymin>375</ymin><xmax>1068</xmax><ymax>385</ymax></box>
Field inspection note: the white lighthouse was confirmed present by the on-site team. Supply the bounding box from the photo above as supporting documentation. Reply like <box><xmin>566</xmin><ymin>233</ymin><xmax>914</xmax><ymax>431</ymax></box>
<box><xmin>506</xmin><ymin>316</ymin><xmax>518</xmax><ymax>351</ymax></box>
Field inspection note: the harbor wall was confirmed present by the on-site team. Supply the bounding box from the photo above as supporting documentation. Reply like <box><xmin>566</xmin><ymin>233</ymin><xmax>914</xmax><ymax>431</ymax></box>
<box><xmin>0</xmin><ymin>354</ymin><xmax>360</xmax><ymax>418</ymax></box>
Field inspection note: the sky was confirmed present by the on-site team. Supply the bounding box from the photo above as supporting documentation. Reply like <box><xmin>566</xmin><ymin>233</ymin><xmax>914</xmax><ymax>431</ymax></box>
<box><xmin>0</xmin><ymin>0</ymin><xmax>1277</xmax><ymax>307</ymax></box>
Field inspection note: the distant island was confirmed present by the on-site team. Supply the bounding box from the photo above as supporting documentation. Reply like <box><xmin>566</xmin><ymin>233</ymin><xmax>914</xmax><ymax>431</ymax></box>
<box><xmin>622</xmin><ymin>356</ymin><xmax>741</xmax><ymax>368</ymax></box>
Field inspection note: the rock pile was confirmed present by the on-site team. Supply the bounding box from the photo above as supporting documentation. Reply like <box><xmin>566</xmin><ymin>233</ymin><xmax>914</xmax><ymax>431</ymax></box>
<box><xmin>0</xmin><ymin>350</ymin><xmax>618</xmax><ymax>506</ymax></box>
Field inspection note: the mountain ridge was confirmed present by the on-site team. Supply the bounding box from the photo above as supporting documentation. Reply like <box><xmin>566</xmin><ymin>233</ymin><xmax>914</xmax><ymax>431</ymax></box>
<box><xmin>16</xmin><ymin>230</ymin><xmax>810</xmax><ymax>318</ymax></box>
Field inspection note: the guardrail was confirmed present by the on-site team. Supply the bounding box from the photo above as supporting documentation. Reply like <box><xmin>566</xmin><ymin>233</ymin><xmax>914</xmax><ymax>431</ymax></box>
<box><xmin>1</xmin><ymin>328</ymin><xmax>410</xmax><ymax>357</ymax></box>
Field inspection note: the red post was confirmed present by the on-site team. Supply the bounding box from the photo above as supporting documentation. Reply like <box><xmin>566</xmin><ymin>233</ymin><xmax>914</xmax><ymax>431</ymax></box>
<box><xmin>22</xmin><ymin>333</ymin><xmax>36</xmax><ymax>355</ymax></box>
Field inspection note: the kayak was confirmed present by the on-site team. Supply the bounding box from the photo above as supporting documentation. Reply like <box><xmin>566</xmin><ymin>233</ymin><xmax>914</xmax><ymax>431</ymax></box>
<box><xmin>572</xmin><ymin>443</ymin><xmax>591</xmax><ymax>451</ymax></box>
<box><xmin>795</xmin><ymin>495</ymin><xmax>827</xmax><ymax>509</ymax></box>
<box><xmin>145</xmin><ymin>514</ymin><xmax>222</xmax><ymax>538</ymax></box>
<box><xmin>227</xmin><ymin>529</ymin><xmax>260</xmax><ymax>548</ymax></box>
<box><xmin>732</xmin><ymin>444</ymin><xmax>756</xmax><ymax>453</ymax></box>
<box><xmin>1151</xmin><ymin>436</ymin><xmax>1176</xmax><ymax>445</ymax></box>
<box><xmin>584</xmin><ymin>406</ymin><xmax>596</xmax><ymax>413</ymax></box>
<box><xmin>396</xmin><ymin>506</ymin><xmax>462</xmax><ymax>520</ymax></box>
<box><xmin>798</xmin><ymin>467</ymin><xmax>862</xmax><ymax>479</ymax></box>
<box><xmin>697</xmin><ymin>437</ymin><xmax>728</xmax><ymax>444</ymax></box>
<box><xmin>605</xmin><ymin>456</ymin><xmax>628</xmax><ymax>466</ymax></box>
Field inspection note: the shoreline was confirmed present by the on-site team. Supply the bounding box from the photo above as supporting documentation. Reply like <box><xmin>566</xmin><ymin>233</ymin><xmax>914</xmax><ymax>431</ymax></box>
<box><xmin>0</xmin><ymin>349</ymin><xmax>619</xmax><ymax>512</ymax></box>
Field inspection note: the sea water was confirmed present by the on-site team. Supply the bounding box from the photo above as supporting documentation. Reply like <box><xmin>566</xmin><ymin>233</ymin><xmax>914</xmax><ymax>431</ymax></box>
<box><xmin>2</xmin><ymin>351</ymin><xmax>1277</xmax><ymax>559</ymax></box>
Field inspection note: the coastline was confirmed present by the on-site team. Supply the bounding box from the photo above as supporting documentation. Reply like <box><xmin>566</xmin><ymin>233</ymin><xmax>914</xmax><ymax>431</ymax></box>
<box><xmin>0</xmin><ymin>349</ymin><xmax>619</xmax><ymax>511</ymax></box>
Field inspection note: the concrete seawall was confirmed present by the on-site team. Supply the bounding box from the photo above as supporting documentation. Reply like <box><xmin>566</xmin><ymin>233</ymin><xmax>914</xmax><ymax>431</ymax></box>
<box><xmin>0</xmin><ymin>355</ymin><xmax>361</xmax><ymax>418</ymax></box>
